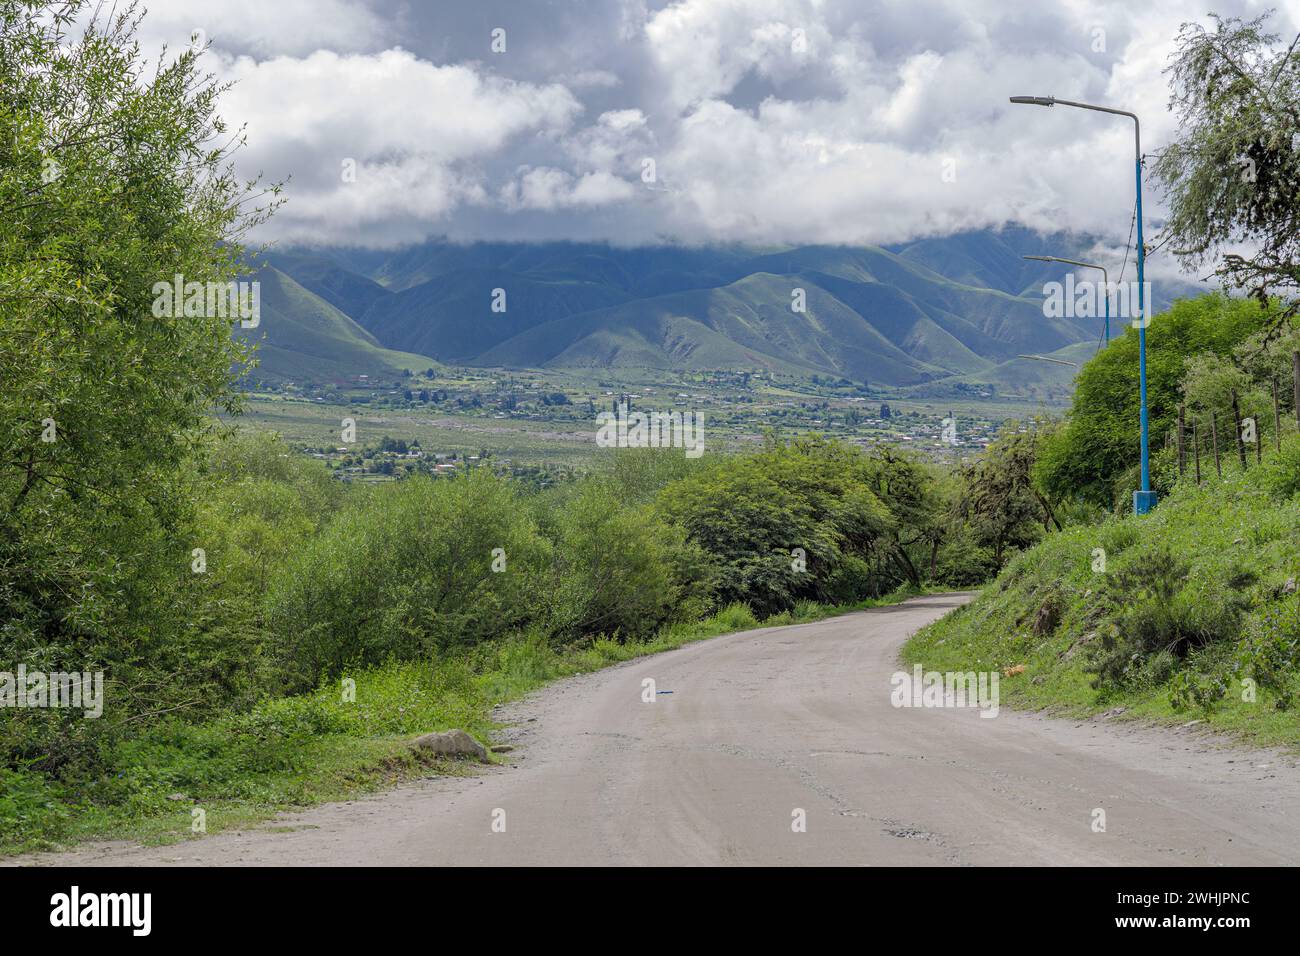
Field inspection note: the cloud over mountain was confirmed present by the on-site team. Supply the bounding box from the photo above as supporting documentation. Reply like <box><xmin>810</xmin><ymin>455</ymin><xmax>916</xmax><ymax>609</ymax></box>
<box><xmin>128</xmin><ymin>0</ymin><xmax>1295</xmax><ymax>253</ymax></box>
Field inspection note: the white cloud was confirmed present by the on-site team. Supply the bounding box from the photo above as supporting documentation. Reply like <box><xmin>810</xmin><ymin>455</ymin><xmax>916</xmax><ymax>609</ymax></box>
<box><xmin>222</xmin><ymin>50</ymin><xmax>580</xmax><ymax>163</ymax></box>
<box><xmin>644</xmin><ymin>0</ymin><xmax>831</xmax><ymax>111</ymax></box>
<box><xmin>211</xmin><ymin>49</ymin><xmax>582</xmax><ymax>245</ymax></box>
<box><xmin>148</xmin><ymin>0</ymin><xmax>1297</xmax><ymax>250</ymax></box>
<box><xmin>503</xmin><ymin>167</ymin><xmax>636</xmax><ymax>211</ymax></box>
<box><xmin>135</xmin><ymin>0</ymin><xmax>388</xmax><ymax>57</ymax></box>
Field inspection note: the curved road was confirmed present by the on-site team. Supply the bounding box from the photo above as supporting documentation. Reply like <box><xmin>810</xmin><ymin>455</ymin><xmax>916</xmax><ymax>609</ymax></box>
<box><xmin>24</xmin><ymin>594</ymin><xmax>1300</xmax><ymax>866</ymax></box>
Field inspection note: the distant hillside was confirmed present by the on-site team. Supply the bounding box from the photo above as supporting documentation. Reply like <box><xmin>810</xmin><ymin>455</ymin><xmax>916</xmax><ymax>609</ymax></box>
<box><xmin>264</xmin><ymin>252</ymin><xmax>393</xmax><ymax>319</ymax></box>
<box><xmin>258</xmin><ymin>229</ymin><xmax>1205</xmax><ymax>393</ymax></box>
<box><xmin>356</xmin><ymin>267</ymin><xmax>630</xmax><ymax>362</ymax></box>
<box><xmin>235</xmin><ymin>267</ymin><xmax>438</xmax><ymax>384</ymax></box>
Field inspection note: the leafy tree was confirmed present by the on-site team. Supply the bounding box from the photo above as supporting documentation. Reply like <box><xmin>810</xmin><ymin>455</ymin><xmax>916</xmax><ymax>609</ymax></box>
<box><xmin>859</xmin><ymin>445</ymin><xmax>943</xmax><ymax>589</ymax></box>
<box><xmin>1154</xmin><ymin>12</ymin><xmax>1300</xmax><ymax>325</ymax></box>
<box><xmin>0</xmin><ymin>1</ymin><xmax>277</xmax><ymax>725</ymax></box>
<box><xmin>954</xmin><ymin>424</ymin><xmax>1056</xmax><ymax>567</ymax></box>
<box><xmin>658</xmin><ymin>438</ymin><xmax>893</xmax><ymax>614</ymax></box>
<box><xmin>1035</xmin><ymin>294</ymin><xmax>1273</xmax><ymax>507</ymax></box>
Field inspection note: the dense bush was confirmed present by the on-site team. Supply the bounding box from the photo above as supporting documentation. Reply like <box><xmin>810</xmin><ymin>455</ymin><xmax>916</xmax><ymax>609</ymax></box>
<box><xmin>539</xmin><ymin>479</ymin><xmax>712</xmax><ymax>642</ymax></box>
<box><xmin>266</xmin><ymin>471</ymin><xmax>552</xmax><ymax>690</ymax></box>
<box><xmin>656</xmin><ymin>438</ymin><xmax>895</xmax><ymax>615</ymax></box>
<box><xmin>1087</xmin><ymin>547</ymin><xmax>1255</xmax><ymax>690</ymax></box>
<box><xmin>1261</xmin><ymin>433</ymin><xmax>1300</xmax><ymax>500</ymax></box>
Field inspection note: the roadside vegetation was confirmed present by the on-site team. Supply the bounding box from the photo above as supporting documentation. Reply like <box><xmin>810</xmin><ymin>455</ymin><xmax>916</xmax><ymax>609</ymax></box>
<box><xmin>919</xmin><ymin>297</ymin><xmax>1300</xmax><ymax>739</ymax></box>
<box><xmin>2</xmin><ymin>589</ymin><xmax>914</xmax><ymax>854</ymax></box>
<box><xmin>907</xmin><ymin>10</ymin><xmax>1300</xmax><ymax>745</ymax></box>
<box><xmin>906</xmin><ymin>453</ymin><xmax>1300</xmax><ymax>746</ymax></box>
<box><xmin>5</xmin><ymin>407</ymin><xmax>1020</xmax><ymax>853</ymax></box>
<box><xmin>910</xmin><ymin>300</ymin><xmax>1300</xmax><ymax>742</ymax></box>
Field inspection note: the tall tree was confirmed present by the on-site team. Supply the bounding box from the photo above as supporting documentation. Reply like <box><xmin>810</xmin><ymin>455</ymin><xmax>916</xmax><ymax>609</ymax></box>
<box><xmin>955</xmin><ymin>425</ymin><xmax>1054</xmax><ymax>567</ymax></box>
<box><xmin>1154</xmin><ymin>13</ymin><xmax>1300</xmax><ymax>326</ymax></box>
<box><xmin>0</xmin><ymin>2</ymin><xmax>278</xmax><ymax>675</ymax></box>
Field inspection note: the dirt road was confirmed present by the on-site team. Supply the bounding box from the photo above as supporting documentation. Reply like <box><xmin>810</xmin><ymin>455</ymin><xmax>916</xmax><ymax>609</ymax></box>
<box><xmin>21</xmin><ymin>594</ymin><xmax>1300</xmax><ymax>865</ymax></box>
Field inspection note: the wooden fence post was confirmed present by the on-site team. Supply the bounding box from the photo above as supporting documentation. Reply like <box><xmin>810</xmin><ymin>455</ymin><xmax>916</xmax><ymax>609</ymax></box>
<box><xmin>1293</xmin><ymin>351</ymin><xmax>1300</xmax><ymax>430</ymax></box>
<box><xmin>1177</xmin><ymin>404</ymin><xmax>1186</xmax><ymax>476</ymax></box>
<box><xmin>1193</xmin><ymin>418</ymin><xmax>1201</xmax><ymax>483</ymax></box>
<box><xmin>1231</xmin><ymin>390</ymin><xmax>1248</xmax><ymax>470</ymax></box>
<box><xmin>1274</xmin><ymin>376</ymin><xmax>1283</xmax><ymax>451</ymax></box>
<box><xmin>1210</xmin><ymin>410</ymin><xmax>1222</xmax><ymax>477</ymax></box>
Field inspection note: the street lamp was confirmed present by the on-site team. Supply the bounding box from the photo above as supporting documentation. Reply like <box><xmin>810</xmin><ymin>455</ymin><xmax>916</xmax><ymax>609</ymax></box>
<box><xmin>1023</xmin><ymin>254</ymin><xmax>1110</xmax><ymax>344</ymax></box>
<box><xmin>1010</xmin><ymin>94</ymin><xmax>1155</xmax><ymax>515</ymax></box>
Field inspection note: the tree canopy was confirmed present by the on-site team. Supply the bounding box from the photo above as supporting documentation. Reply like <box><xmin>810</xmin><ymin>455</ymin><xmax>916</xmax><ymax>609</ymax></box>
<box><xmin>1154</xmin><ymin>12</ymin><xmax>1300</xmax><ymax>325</ymax></box>
<box><xmin>0</xmin><ymin>0</ymin><xmax>276</xmax><ymax>699</ymax></box>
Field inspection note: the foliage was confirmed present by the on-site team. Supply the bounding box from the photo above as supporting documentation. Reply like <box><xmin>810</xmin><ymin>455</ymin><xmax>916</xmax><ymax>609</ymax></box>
<box><xmin>657</xmin><ymin>437</ymin><xmax>895</xmax><ymax>614</ymax></box>
<box><xmin>1236</xmin><ymin>593</ymin><xmax>1300</xmax><ymax>710</ymax></box>
<box><xmin>0</xmin><ymin>0</ymin><xmax>278</xmax><ymax>726</ymax></box>
<box><xmin>1086</xmin><ymin>546</ymin><xmax>1254</xmax><ymax>691</ymax></box>
<box><xmin>954</xmin><ymin>423</ymin><xmax>1056</xmax><ymax>565</ymax></box>
<box><xmin>266</xmin><ymin>471</ymin><xmax>552</xmax><ymax>690</ymax></box>
<box><xmin>1261</xmin><ymin>432</ymin><xmax>1300</xmax><ymax>499</ymax></box>
<box><xmin>1154</xmin><ymin>12</ymin><xmax>1300</xmax><ymax>326</ymax></box>
<box><xmin>539</xmin><ymin>478</ymin><xmax>712</xmax><ymax>642</ymax></box>
<box><xmin>1034</xmin><ymin>294</ymin><xmax>1275</xmax><ymax>507</ymax></box>
<box><xmin>905</xmin><ymin>464</ymin><xmax>1300</xmax><ymax>742</ymax></box>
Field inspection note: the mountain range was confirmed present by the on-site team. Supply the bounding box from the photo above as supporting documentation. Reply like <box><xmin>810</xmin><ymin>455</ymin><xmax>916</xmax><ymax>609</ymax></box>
<box><xmin>240</xmin><ymin>228</ymin><xmax>1201</xmax><ymax>395</ymax></box>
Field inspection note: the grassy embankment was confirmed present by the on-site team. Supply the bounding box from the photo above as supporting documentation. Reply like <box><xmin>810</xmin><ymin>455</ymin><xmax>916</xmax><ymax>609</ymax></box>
<box><xmin>2</xmin><ymin>589</ymin><xmax>922</xmax><ymax>856</ymax></box>
<box><xmin>904</xmin><ymin>450</ymin><xmax>1300</xmax><ymax>748</ymax></box>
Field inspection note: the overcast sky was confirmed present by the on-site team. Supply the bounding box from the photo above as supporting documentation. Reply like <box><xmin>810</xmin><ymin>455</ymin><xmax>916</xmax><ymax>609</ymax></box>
<box><xmin>128</xmin><ymin>0</ymin><xmax>1299</xmax><ymax>256</ymax></box>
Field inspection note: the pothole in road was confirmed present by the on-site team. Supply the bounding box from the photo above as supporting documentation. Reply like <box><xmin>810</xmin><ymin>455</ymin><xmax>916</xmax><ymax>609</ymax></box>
<box><xmin>883</xmin><ymin>824</ymin><xmax>940</xmax><ymax>842</ymax></box>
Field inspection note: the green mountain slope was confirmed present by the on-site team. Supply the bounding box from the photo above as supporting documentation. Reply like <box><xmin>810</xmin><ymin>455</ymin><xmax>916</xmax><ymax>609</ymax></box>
<box><xmin>259</xmin><ymin>231</ymin><xmax>1207</xmax><ymax>385</ymax></box>
<box><xmin>476</xmin><ymin>273</ymin><xmax>943</xmax><ymax>383</ymax></box>
<box><xmin>474</xmin><ymin>254</ymin><xmax>1093</xmax><ymax>386</ymax></box>
<box><xmin>356</xmin><ymin>268</ymin><xmax>630</xmax><ymax>362</ymax></box>
<box><xmin>265</xmin><ymin>252</ymin><xmax>393</xmax><ymax>320</ymax></box>
<box><xmin>235</xmin><ymin>267</ymin><xmax>437</xmax><ymax>384</ymax></box>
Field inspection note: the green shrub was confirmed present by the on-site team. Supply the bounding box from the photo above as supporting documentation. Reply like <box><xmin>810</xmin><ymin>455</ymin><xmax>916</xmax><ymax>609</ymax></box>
<box><xmin>1087</xmin><ymin>547</ymin><xmax>1254</xmax><ymax>690</ymax></box>
<box><xmin>1262</xmin><ymin>433</ymin><xmax>1300</xmax><ymax>500</ymax></box>
<box><xmin>822</xmin><ymin>554</ymin><xmax>874</xmax><ymax>604</ymax></box>
<box><xmin>267</xmin><ymin>471</ymin><xmax>551</xmax><ymax>689</ymax></box>
<box><xmin>541</xmin><ymin>479</ymin><xmax>712</xmax><ymax>642</ymax></box>
<box><xmin>1236</xmin><ymin>592</ymin><xmax>1300</xmax><ymax>709</ymax></box>
<box><xmin>0</xmin><ymin>766</ymin><xmax>69</xmax><ymax>845</ymax></box>
<box><xmin>656</xmin><ymin>438</ymin><xmax>894</xmax><ymax>614</ymax></box>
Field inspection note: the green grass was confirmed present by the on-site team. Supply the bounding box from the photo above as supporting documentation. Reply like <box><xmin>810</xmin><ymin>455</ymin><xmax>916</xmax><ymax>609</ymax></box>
<box><xmin>903</xmin><ymin>455</ymin><xmax>1300</xmax><ymax>749</ymax></box>
<box><xmin>2</xmin><ymin>589</ymin><xmax>923</xmax><ymax>857</ymax></box>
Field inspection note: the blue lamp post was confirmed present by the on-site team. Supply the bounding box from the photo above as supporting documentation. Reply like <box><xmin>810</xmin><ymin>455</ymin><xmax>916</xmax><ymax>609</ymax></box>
<box><xmin>1023</xmin><ymin>254</ymin><xmax>1111</xmax><ymax>344</ymax></box>
<box><xmin>1010</xmin><ymin>95</ymin><xmax>1155</xmax><ymax>514</ymax></box>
